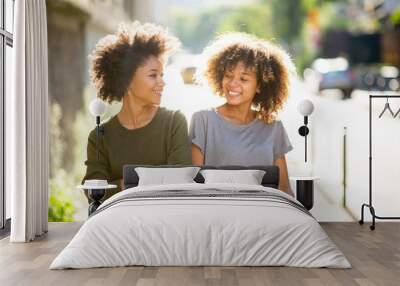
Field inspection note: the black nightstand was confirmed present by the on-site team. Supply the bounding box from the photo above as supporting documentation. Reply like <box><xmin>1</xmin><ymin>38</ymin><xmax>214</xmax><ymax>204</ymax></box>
<box><xmin>290</xmin><ymin>177</ymin><xmax>319</xmax><ymax>210</ymax></box>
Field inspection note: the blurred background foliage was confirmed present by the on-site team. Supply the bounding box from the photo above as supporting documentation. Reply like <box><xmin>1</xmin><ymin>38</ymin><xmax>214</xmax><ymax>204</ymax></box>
<box><xmin>391</xmin><ymin>8</ymin><xmax>400</xmax><ymax>27</ymax></box>
<box><xmin>49</xmin><ymin>91</ymin><xmax>96</xmax><ymax>221</ymax></box>
<box><xmin>171</xmin><ymin>1</ymin><xmax>309</xmax><ymax>68</ymax></box>
<box><xmin>49</xmin><ymin>103</ymin><xmax>76</xmax><ymax>222</ymax></box>
<box><xmin>170</xmin><ymin>0</ymin><xmax>380</xmax><ymax>72</ymax></box>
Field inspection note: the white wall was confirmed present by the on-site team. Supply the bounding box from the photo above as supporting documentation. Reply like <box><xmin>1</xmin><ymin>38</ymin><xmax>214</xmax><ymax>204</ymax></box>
<box><xmin>281</xmin><ymin>80</ymin><xmax>400</xmax><ymax>221</ymax></box>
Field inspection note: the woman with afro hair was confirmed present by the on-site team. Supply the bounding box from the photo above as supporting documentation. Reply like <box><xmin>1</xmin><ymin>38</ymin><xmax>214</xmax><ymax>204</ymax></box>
<box><xmin>190</xmin><ymin>33</ymin><xmax>295</xmax><ymax>196</ymax></box>
<box><xmin>83</xmin><ymin>22</ymin><xmax>191</xmax><ymax>202</ymax></box>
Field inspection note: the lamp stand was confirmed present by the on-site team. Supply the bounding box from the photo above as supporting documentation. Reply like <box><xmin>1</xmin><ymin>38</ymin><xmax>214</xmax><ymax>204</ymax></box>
<box><xmin>95</xmin><ymin>116</ymin><xmax>105</xmax><ymax>160</ymax></box>
<box><xmin>298</xmin><ymin>116</ymin><xmax>309</xmax><ymax>162</ymax></box>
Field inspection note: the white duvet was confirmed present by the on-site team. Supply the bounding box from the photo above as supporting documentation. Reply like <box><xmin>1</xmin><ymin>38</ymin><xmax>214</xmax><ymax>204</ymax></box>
<box><xmin>50</xmin><ymin>183</ymin><xmax>351</xmax><ymax>269</ymax></box>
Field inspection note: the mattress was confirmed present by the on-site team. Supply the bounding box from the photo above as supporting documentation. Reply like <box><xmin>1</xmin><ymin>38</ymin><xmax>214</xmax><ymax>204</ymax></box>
<box><xmin>50</xmin><ymin>183</ymin><xmax>351</xmax><ymax>269</ymax></box>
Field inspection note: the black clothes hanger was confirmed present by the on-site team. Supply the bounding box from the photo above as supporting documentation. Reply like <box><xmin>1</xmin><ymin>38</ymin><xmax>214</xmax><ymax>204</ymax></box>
<box><xmin>394</xmin><ymin>106</ymin><xmax>400</xmax><ymax>118</ymax></box>
<box><xmin>378</xmin><ymin>98</ymin><xmax>395</xmax><ymax>118</ymax></box>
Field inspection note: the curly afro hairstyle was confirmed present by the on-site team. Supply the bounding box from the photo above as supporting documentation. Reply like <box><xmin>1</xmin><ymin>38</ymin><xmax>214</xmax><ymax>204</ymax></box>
<box><xmin>89</xmin><ymin>22</ymin><xmax>180</xmax><ymax>103</ymax></box>
<box><xmin>198</xmin><ymin>33</ymin><xmax>295</xmax><ymax>123</ymax></box>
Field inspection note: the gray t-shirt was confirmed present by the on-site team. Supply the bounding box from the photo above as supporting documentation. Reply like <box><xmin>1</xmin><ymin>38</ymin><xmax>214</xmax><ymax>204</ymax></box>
<box><xmin>189</xmin><ymin>109</ymin><xmax>293</xmax><ymax>166</ymax></box>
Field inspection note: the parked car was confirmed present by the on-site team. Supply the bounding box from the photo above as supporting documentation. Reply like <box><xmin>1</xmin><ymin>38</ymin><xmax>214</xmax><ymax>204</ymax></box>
<box><xmin>305</xmin><ymin>57</ymin><xmax>356</xmax><ymax>99</ymax></box>
<box><xmin>319</xmin><ymin>69</ymin><xmax>355</xmax><ymax>98</ymax></box>
<box><xmin>356</xmin><ymin>65</ymin><xmax>400</xmax><ymax>92</ymax></box>
<box><xmin>170</xmin><ymin>53</ymin><xmax>201</xmax><ymax>85</ymax></box>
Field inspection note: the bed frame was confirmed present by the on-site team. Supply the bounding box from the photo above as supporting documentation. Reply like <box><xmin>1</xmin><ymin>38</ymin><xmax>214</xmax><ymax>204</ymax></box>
<box><xmin>87</xmin><ymin>165</ymin><xmax>314</xmax><ymax>215</ymax></box>
<box><xmin>123</xmin><ymin>165</ymin><xmax>280</xmax><ymax>189</ymax></box>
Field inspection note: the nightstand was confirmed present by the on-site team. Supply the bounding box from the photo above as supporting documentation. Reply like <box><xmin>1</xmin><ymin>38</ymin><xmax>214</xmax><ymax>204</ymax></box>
<box><xmin>290</xmin><ymin>176</ymin><xmax>319</xmax><ymax>210</ymax></box>
<box><xmin>77</xmin><ymin>183</ymin><xmax>117</xmax><ymax>216</ymax></box>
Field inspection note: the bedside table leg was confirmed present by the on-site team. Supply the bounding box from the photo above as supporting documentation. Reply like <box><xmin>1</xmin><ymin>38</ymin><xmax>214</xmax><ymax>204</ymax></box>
<box><xmin>88</xmin><ymin>201</ymin><xmax>101</xmax><ymax>216</ymax></box>
<box><xmin>87</xmin><ymin>189</ymin><xmax>106</xmax><ymax>216</ymax></box>
<box><xmin>296</xmin><ymin>180</ymin><xmax>314</xmax><ymax>210</ymax></box>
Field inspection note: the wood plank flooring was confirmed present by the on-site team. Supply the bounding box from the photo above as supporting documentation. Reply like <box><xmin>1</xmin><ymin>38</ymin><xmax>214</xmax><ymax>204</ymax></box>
<box><xmin>0</xmin><ymin>222</ymin><xmax>399</xmax><ymax>286</ymax></box>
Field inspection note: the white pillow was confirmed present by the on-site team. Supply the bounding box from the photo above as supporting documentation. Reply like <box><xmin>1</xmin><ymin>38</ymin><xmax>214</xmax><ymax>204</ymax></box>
<box><xmin>200</xmin><ymin>169</ymin><xmax>266</xmax><ymax>185</ymax></box>
<box><xmin>135</xmin><ymin>167</ymin><xmax>200</xmax><ymax>186</ymax></box>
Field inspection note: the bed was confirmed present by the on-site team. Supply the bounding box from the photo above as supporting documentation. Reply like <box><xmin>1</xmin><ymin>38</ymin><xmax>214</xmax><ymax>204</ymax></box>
<box><xmin>50</xmin><ymin>165</ymin><xmax>350</xmax><ymax>269</ymax></box>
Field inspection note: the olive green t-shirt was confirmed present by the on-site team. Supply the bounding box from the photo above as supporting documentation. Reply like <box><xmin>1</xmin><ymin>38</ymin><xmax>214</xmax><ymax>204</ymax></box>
<box><xmin>82</xmin><ymin>107</ymin><xmax>191</xmax><ymax>201</ymax></box>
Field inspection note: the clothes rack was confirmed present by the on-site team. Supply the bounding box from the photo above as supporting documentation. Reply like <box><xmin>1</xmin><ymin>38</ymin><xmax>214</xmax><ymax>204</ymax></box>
<box><xmin>359</xmin><ymin>95</ymin><xmax>400</xmax><ymax>230</ymax></box>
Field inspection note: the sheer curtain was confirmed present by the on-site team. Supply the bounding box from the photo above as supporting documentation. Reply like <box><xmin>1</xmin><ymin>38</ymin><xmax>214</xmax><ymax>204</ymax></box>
<box><xmin>8</xmin><ymin>0</ymin><xmax>49</xmax><ymax>242</ymax></box>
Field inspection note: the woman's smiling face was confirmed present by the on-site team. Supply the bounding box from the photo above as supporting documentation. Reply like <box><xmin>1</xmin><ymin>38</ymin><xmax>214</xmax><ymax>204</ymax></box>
<box><xmin>127</xmin><ymin>56</ymin><xmax>165</xmax><ymax>105</ymax></box>
<box><xmin>222</xmin><ymin>61</ymin><xmax>260</xmax><ymax>106</ymax></box>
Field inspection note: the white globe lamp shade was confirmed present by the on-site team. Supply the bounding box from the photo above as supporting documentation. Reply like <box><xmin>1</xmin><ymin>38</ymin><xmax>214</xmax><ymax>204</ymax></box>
<box><xmin>298</xmin><ymin>99</ymin><xmax>314</xmax><ymax>116</ymax></box>
<box><xmin>89</xmin><ymin>98</ymin><xmax>106</xmax><ymax>116</ymax></box>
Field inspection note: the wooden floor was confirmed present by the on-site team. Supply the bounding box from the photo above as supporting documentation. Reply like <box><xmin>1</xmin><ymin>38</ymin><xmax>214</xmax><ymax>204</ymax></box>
<box><xmin>0</xmin><ymin>222</ymin><xmax>399</xmax><ymax>286</ymax></box>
